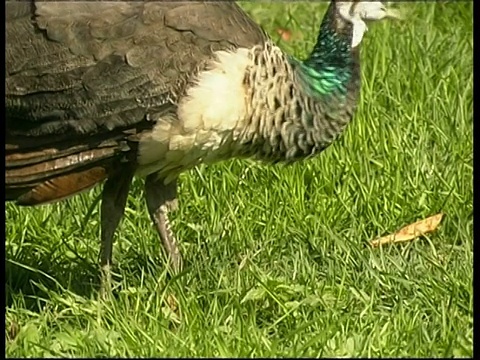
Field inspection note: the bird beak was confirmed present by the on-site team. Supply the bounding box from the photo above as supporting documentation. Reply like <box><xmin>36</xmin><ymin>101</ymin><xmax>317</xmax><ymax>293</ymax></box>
<box><xmin>358</xmin><ymin>2</ymin><xmax>404</xmax><ymax>22</ymax></box>
<box><xmin>384</xmin><ymin>7</ymin><xmax>403</xmax><ymax>20</ymax></box>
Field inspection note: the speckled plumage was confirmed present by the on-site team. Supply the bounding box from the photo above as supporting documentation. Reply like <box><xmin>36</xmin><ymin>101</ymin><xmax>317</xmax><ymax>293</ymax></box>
<box><xmin>136</xmin><ymin>2</ymin><xmax>363</xmax><ymax>182</ymax></box>
<box><xmin>5</xmin><ymin>0</ymin><xmax>399</xmax><ymax>286</ymax></box>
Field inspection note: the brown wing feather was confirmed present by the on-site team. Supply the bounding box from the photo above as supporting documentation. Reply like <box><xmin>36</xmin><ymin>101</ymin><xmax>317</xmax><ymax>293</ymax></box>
<box><xmin>5</xmin><ymin>129</ymin><xmax>139</xmax><ymax>204</ymax></box>
<box><xmin>14</xmin><ymin>167</ymin><xmax>109</xmax><ymax>206</ymax></box>
<box><xmin>5</xmin><ymin>1</ymin><xmax>266</xmax><ymax>205</ymax></box>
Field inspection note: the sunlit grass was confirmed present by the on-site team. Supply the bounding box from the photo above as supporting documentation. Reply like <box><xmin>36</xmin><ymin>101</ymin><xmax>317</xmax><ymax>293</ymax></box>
<box><xmin>5</xmin><ymin>2</ymin><xmax>473</xmax><ymax>357</ymax></box>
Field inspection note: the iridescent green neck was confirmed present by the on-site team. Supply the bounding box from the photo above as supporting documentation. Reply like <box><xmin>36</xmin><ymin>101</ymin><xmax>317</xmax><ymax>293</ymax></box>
<box><xmin>293</xmin><ymin>3</ymin><xmax>355</xmax><ymax>98</ymax></box>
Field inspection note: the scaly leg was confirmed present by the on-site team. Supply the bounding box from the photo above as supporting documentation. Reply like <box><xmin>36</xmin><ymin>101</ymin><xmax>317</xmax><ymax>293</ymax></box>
<box><xmin>144</xmin><ymin>174</ymin><xmax>182</xmax><ymax>273</ymax></box>
<box><xmin>100</xmin><ymin>170</ymin><xmax>134</xmax><ymax>297</ymax></box>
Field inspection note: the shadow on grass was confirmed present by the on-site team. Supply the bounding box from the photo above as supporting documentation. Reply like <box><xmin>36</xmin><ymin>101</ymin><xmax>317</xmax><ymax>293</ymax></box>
<box><xmin>5</xmin><ymin>256</ymin><xmax>99</xmax><ymax>311</ymax></box>
<box><xmin>5</xmin><ymin>245</ymin><xmax>170</xmax><ymax>312</ymax></box>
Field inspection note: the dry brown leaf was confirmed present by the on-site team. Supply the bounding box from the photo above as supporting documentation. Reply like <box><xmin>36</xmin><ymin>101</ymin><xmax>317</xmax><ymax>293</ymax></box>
<box><xmin>166</xmin><ymin>293</ymin><xmax>178</xmax><ymax>314</ymax></box>
<box><xmin>370</xmin><ymin>213</ymin><xmax>444</xmax><ymax>248</ymax></box>
<box><xmin>276</xmin><ymin>27</ymin><xmax>292</xmax><ymax>42</ymax></box>
<box><xmin>7</xmin><ymin>320</ymin><xmax>19</xmax><ymax>342</ymax></box>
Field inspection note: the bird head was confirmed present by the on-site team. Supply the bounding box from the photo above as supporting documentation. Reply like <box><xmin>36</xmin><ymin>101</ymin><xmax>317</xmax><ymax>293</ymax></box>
<box><xmin>334</xmin><ymin>1</ymin><xmax>402</xmax><ymax>47</ymax></box>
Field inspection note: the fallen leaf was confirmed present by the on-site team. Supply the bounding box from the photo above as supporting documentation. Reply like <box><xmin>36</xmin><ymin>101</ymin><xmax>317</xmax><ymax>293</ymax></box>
<box><xmin>370</xmin><ymin>213</ymin><xmax>444</xmax><ymax>247</ymax></box>
<box><xmin>7</xmin><ymin>320</ymin><xmax>20</xmax><ymax>341</ymax></box>
<box><xmin>277</xmin><ymin>27</ymin><xmax>292</xmax><ymax>42</ymax></box>
<box><xmin>162</xmin><ymin>293</ymin><xmax>181</xmax><ymax>326</ymax></box>
<box><xmin>166</xmin><ymin>294</ymin><xmax>178</xmax><ymax>314</ymax></box>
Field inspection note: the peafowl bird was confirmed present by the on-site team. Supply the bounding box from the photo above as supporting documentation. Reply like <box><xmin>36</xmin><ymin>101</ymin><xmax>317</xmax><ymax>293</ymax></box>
<box><xmin>5</xmin><ymin>1</ymin><xmax>400</xmax><ymax>288</ymax></box>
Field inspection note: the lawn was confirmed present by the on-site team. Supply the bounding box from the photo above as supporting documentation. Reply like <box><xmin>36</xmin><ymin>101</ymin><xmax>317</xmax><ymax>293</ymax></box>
<box><xmin>5</xmin><ymin>1</ymin><xmax>473</xmax><ymax>357</ymax></box>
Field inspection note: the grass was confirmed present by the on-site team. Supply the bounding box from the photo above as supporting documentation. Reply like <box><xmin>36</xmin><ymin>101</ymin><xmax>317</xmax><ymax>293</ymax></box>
<box><xmin>5</xmin><ymin>1</ymin><xmax>473</xmax><ymax>357</ymax></box>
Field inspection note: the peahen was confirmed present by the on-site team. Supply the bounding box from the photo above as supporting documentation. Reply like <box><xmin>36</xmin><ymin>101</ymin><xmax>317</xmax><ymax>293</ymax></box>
<box><xmin>5</xmin><ymin>1</ymin><xmax>400</xmax><ymax>287</ymax></box>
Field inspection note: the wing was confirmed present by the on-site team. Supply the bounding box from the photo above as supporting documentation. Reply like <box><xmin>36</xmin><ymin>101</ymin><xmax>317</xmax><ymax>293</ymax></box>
<box><xmin>6</xmin><ymin>0</ymin><xmax>266</xmax><ymax>137</ymax></box>
<box><xmin>5</xmin><ymin>1</ymin><xmax>267</xmax><ymax>204</ymax></box>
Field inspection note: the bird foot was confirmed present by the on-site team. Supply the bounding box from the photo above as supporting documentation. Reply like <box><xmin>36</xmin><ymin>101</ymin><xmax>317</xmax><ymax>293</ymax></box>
<box><xmin>100</xmin><ymin>263</ymin><xmax>113</xmax><ymax>300</ymax></box>
<box><xmin>98</xmin><ymin>169</ymin><xmax>134</xmax><ymax>299</ymax></box>
<box><xmin>161</xmin><ymin>219</ymin><xmax>183</xmax><ymax>274</ymax></box>
<box><xmin>152</xmin><ymin>204</ymin><xmax>183</xmax><ymax>274</ymax></box>
<box><xmin>145</xmin><ymin>175</ymin><xmax>183</xmax><ymax>274</ymax></box>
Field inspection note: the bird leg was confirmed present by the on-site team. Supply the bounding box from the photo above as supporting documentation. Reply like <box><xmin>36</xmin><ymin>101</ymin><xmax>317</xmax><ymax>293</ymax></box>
<box><xmin>100</xmin><ymin>169</ymin><xmax>134</xmax><ymax>297</ymax></box>
<box><xmin>144</xmin><ymin>174</ymin><xmax>182</xmax><ymax>273</ymax></box>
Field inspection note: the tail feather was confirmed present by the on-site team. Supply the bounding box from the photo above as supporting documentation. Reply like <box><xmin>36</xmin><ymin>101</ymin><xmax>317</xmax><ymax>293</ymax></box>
<box><xmin>5</xmin><ymin>132</ymin><xmax>137</xmax><ymax>205</ymax></box>
<box><xmin>15</xmin><ymin>167</ymin><xmax>109</xmax><ymax>205</ymax></box>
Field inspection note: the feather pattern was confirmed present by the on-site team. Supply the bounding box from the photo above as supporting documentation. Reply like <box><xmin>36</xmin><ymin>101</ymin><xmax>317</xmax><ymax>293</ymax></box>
<box><xmin>5</xmin><ymin>0</ymin><xmax>401</xmax><ymax>280</ymax></box>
